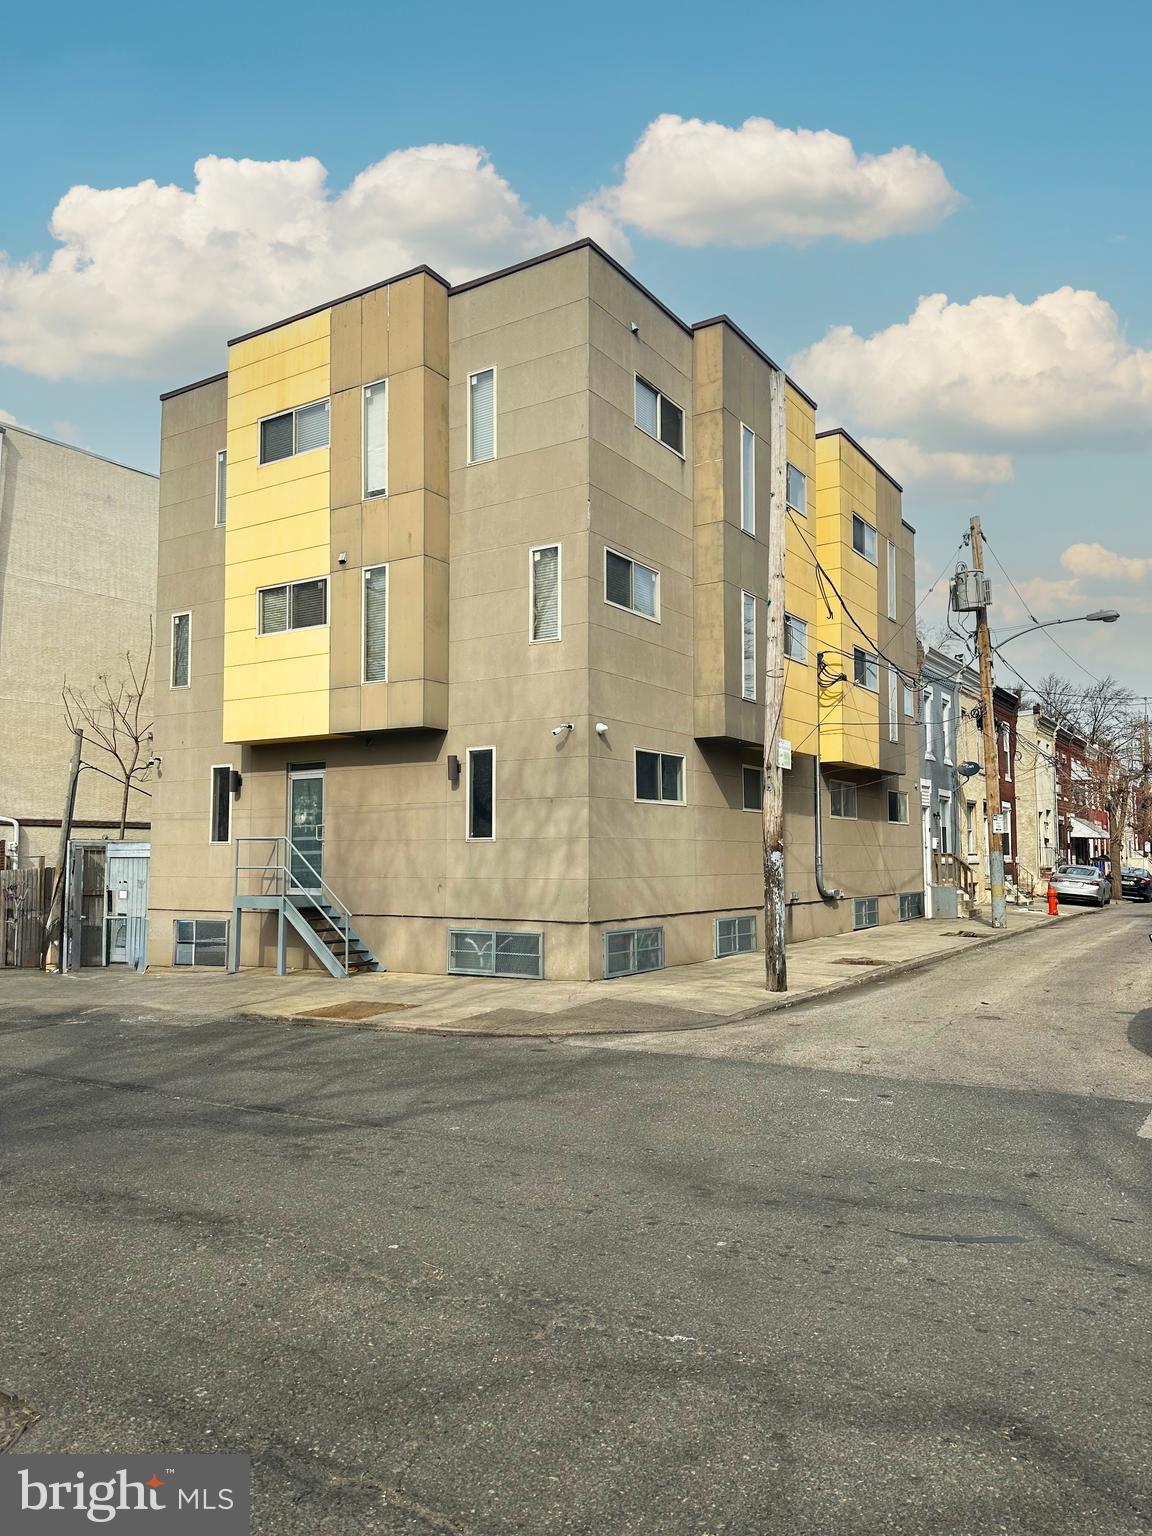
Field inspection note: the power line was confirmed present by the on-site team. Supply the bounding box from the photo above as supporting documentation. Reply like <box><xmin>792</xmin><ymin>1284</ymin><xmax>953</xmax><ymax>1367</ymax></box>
<box><xmin>980</xmin><ymin>533</ymin><xmax>1105</xmax><ymax>685</ymax></box>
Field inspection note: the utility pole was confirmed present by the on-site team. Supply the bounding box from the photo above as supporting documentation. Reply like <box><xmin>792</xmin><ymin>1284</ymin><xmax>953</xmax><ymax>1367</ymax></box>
<box><xmin>762</xmin><ymin>367</ymin><xmax>788</xmax><ymax>990</ymax></box>
<box><xmin>969</xmin><ymin>518</ymin><xmax>1007</xmax><ymax>928</ymax></box>
<box><xmin>42</xmin><ymin>729</ymin><xmax>83</xmax><ymax>971</ymax></box>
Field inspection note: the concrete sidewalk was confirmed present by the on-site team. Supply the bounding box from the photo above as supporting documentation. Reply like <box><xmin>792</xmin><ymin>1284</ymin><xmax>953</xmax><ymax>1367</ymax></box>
<box><xmin>0</xmin><ymin>904</ymin><xmax>1087</xmax><ymax>1037</ymax></box>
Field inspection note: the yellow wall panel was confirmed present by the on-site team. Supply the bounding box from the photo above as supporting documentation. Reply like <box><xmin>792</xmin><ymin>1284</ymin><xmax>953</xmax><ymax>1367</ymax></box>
<box><xmin>224</xmin><ymin>547</ymin><xmax>331</xmax><ymax>604</ymax></box>
<box><xmin>225</xmin><ymin>508</ymin><xmax>330</xmax><ymax>569</ymax></box>
<box><xmin>226</xmin><ymin>450</ymin><xmax>329</xmax><ymax>504</ymax></box>
<box><xmin>228</xmin><ymin>338</ymin><xmax>330</xmax><ymax>401</ymax></box>
<box><xmin>223</xmin><ymin>691</ymin><xmax>330</xmax><ymax>745</ymax></box>
<box><xmin>228</xmin><ymin>311</ymin><xmax>330</xmax><ymax>371</ymax></box>
<box><xmin>223</xmin><ymin>652</ymin><xmax>330</xmax><ymax>702</ymax></box>
<box><xmin>227</xmin><ymin>367</ymin><xmax>332</xmax><ymax>430</ymax></box>
<box><xmin>226</xmin><ymin>471</ymin><xmax>329</xmax><ymax>528</ymax></box>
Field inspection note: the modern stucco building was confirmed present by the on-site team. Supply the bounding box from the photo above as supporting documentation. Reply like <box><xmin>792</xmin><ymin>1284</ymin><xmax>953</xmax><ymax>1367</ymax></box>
<box><xmin>147</xmin><ymin>240</ymin><xmax>922</xmax><ymax>979</ymax></box>
<box><xmin>0</xmin><ymin>425</ymin><xmax>159</xmax><ymax>865</ymax></box>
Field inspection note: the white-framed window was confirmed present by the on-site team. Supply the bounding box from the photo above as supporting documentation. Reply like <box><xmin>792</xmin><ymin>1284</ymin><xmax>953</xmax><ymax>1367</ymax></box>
<box><xmin>363</xmin><ymin>379</ymin><xmax>388</xmax><ymax>497</ymax></box>
<box><xmin>851</xmin><ymin>513</ymin><xmax>878</xmax><ymax>564</ymax></box>
<box><xmin>740</xmin><ymin>423</ymin><xmax>755</xmax><ymax>533</ymax></box>
<box><xmin>467</xmin><ymin>747</ymin><xmax>495</xmax><ymax>840</ymax></box>
<box><xmin>716</xmin><ymin>915</ymin><xmax>757</xmax><ymax>957</ymax></box>
<box><xmin>258</xmin><ymin>577</ymin><xmax>328</xmax><ymax>635</ymax></box>
<box><xmin>259</xmin><ymin>399</ymin><xmax>329</xmax><ymax>464</ymax></box>
<box><xmin>888</xmin><ymin>790</ymin><xmax>909</xmax><ymax>824</ymax></box>
<box><xmin>853</xmin><ymin>897</ymin><xmax>879</xmax><ymax>930</ymax></box>
<box><xmin>829</xmin><ymin>779</ymin><xmax>858</xmax><ymax>819</ymax></box>
<box><xmin>170</xmin><ymin>611</ymin><xmax>191</xmax><ymax>689</ymax></box>
<box><xmin>786</xmin><ymin>462</ymin><xmax>807</xmax><ymax>516</ymax></box>
<box><xmin>1001</xmin><ymin>721</ymin><xmax>1012</xmax><ymax>780</ymax></box>
<box><xmin>363</xmin><ymin>565</ymin><xmax>388</xmax><ymax>683</ymax></box>
<box><xmin>887</xmin><ymin>666</ymin><xmax>900</xmax><ymax>743</ymax></box>
<box><xmin>604</xmin><ymin>925</ymin><xmax>664</xmax><ymax>978</ymax></box>
<box><xmin>966</xmin><ymin>800</ymin><xmax>977</xmax><ymax>858</ymax></box>
<box><xmin>942</xmin><ymin>693</ymin><xmax>954</xmax><ymax>764</ymax></box>
<box><xmin>741</xmin><ymin>591</ymin><xmax>757</xmax><ymax>700</ymax></box>
<box><xmin>634</xmin><ymin>376</ymin><xmax>684</xmax><ymax>456</ymax></box>
<box><xmin>903</xmin><ymin>680</ymin><xmax>915</xmax><ymax>718</ymax></box>
<box><xmin>530</xmin><ymin>544</ymin><xmax>561</xmax><ymax>643</ymax></box>
<box><xmin>604</xmin><ymin>547</ymin><xmax>659</xmax><ymax>621</ymax></box>
<box><xmin>784</xmin><ymin>613</ymin><xmax>808</xmax><ymax>664</ymax></box>
<box><xmin>635</xmin><ymin>750</ymin><xmax>685</xmax><ymax>804</ymax></box>
<box><xmin>886</xmin><ymin>538</ymin><xmax>897</xmax><ymax>620</ymax></box>
<box><xmin>923</xmin><ymin>684</ymin><xmax>936</xmax><ymax>759</ymax></box>
<box><xmin>215</xmin><ymin>450</ymin><xmax>227</xmax><ymax>526</ymax></box>
<box><xmin>1001</xmin><ymin>801</ymin><xmax>1013</xmax><ymax>857</ymax></box>
<box><xmin>210</xmin><ymin>764</ymin><xmax>232</xmax><ymax>844</ymax></box>
<box><xmin>174</xmin><ymin>918</ymin><xmax>228</xmax><ymax>967</ymax></box>
<box><xmin>939</xmin><ymin>791</ymin><xmax>953</xmax><ymax>855</ymax></box>
<box><xmin>742</xmin><ymin>765</ymin><xmax>763</xmax><ymax>811</ymax></box>
<box><xmin>853</xmin><ymin>648</ymin><xmax>879</xmax><ymax>691</ymax></box>
<box><xmin>467</xmin><ymin>367</ymin><xmax>496</xmax><ymax>463</ymax></box>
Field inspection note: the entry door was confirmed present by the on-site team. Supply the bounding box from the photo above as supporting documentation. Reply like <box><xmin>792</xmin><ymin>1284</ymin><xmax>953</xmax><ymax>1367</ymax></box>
<box><xmin>288</xmin><ymin>770</ymin><xmax>325</xmax><ymax>892</ymax></box>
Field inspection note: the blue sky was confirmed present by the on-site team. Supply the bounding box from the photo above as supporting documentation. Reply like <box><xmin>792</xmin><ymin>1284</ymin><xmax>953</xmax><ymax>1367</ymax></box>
<box><xmin>2</xmin><ymin>0</ymin><xmax>1150</xmax><ymax>693</ymax></box>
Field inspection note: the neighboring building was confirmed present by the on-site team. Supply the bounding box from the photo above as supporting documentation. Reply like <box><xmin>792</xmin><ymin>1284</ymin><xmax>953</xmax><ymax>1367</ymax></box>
<box><xmin>917</xmin><ymin>647</ymin><xmax>964</xmax><ymax>916</ymax></box>
<box><xmin>148</xmin><ymin>240</ymin><xmax>922</xmax><ymax>980</ymax></box>
<box><xmin>1014</xmin><ymin>704</ymin><xmax>1059</xmax><ymax>894</ymax></box>
<box><xmin>0</xmin><ymin>425</ymin><xmax>159</xmax><ymax>865</ymax></box>
<box><xmin>955</xmin><ymin>672</ymin><xmax>1021</xmax><ymax>904</ymax></box>
<box><xmin>1055</xmin><ymin>729</ymin><xmax>1109</xmax><ymax>866</ymax></box>
<box><xmin>993</xmin><ymin>689</ymin><xmax>1020</xmax><ymax>883</ymax></box>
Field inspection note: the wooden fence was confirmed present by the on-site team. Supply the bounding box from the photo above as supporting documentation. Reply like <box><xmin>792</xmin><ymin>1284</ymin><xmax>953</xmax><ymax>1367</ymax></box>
<box><xmin>1</xmin><ymin>860</ymin><xmax>53</xmax><ymax>968</ymax></box>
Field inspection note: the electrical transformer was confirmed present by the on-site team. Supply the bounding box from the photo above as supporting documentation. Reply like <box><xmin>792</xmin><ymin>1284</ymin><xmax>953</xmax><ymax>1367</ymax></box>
<box><xmin>951</xmin><ymin>568</ymin><xmax>992</xmax><ymax>612</ymax></box>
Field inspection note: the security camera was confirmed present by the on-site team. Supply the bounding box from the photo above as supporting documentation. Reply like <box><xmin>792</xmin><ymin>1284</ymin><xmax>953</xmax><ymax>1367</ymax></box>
<box><xmin>552</xmin><ymin>723</ymin><xmax>574</xmax><ymax>736</ymax></box>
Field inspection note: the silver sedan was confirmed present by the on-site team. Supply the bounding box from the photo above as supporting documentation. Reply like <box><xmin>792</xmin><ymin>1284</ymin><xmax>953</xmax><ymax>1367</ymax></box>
<box><xmin>1050</xmin><ymin>865</ymin><xmax>1111</xmax><ymax>907</ymax></box>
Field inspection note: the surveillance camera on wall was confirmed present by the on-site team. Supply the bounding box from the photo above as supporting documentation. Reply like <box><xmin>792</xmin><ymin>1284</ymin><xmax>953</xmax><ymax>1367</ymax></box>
<box><xmin>551</xmin><ymin>723</ymin><xmax>574</xmax><ymax>736</ymax></box>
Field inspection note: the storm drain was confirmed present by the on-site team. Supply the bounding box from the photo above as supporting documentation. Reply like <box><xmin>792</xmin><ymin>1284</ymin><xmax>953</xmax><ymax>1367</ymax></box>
<box><xmin>834</xmin><ymin>957</ymin><xmax>889</xmax><ymax>967</ymax></box>
<box><xmin>0</xmin><ymin>1391</ymin><xmax>39</xmax><ymax>1453</ymax></box>
<box><xmin>294</xmin><ymin>1001</ymin><xmax>415</xmax><ymax>1022</ymax></box>
<box><xmin>944</xmin><ymin>930</ymin><xmax>985</xmax><ymax>939</ymax></box>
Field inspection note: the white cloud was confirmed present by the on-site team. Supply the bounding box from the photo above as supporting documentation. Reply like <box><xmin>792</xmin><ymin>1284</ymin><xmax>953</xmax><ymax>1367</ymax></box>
<box><xmin>0</xmin><ymin>148</ymin><xmax>591</xmax><ymax>380</ymax></box>
<box><xmin>1060</xmin><ymin>542</ymin><xmax>1152</xmax><ymax>585</ymax></box>
<box><xmin>791</xmin><ymin>287</ymin><xmax>1152</xmax><ymax>448</ymax></box>
<box><xmin>580</xmin><ymin>114</ymin><xmax>959</xmax><ymax>247</ymax></box>
<box><xmin>862</xmin><ymin>436</ymin><xmax>1013</xmax><ymax>498</ymax></box>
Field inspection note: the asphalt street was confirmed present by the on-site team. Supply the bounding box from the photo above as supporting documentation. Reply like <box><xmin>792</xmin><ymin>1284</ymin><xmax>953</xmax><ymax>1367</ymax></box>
<box><xmin>1</xmin><ymin>904</ymin><xmax>1149</xmax><ymax>1534</ymax></box>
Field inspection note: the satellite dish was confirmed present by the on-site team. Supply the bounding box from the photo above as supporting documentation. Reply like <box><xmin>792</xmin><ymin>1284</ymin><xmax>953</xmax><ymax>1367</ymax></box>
<box><xmin>957</xmin><ymin>760</ymin><xmax>982</xmax><ymax>779</ymax></box>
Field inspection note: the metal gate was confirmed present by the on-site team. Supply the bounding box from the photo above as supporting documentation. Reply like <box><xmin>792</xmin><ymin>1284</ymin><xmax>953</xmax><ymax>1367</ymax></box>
<box><xmin>64</xmin><ymin>840</ymin><xmax>150</xmax><ymax>969</ymax></box>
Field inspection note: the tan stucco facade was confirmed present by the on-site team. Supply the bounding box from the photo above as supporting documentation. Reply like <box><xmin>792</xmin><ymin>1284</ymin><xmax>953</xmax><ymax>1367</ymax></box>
<box><xmin>148</xmin><ymin>241</ymin><xmax>923</xmax><ymax>978</ymax></box>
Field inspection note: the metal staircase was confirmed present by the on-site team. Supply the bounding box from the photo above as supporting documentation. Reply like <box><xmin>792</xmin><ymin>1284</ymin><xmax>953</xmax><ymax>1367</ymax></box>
<box><xmin>230</xmin><ymin>836</ymin><xmax>383</xmax><ymax>978</ymax></box>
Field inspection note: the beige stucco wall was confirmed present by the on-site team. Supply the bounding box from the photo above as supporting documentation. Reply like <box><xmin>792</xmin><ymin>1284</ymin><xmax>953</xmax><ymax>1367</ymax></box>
<box><xmin>0</xmin><ymin>426</ymin><xmax>158</xmax><ymax>865</ymax></box>
<box><xmin>1014</xmin><ymin>708</ymin><xmax>1059</xmax><ymax>891</ymax></box>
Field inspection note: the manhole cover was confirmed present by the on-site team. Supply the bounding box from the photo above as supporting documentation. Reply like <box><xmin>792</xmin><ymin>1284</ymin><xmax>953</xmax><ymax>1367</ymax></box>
<box><xmin>295</xmin><ymin>1001</ymin><xmax>413</xmax><ymax>1022</ymax></box>
<box><xmin>834</xmin><ymin>957</ymin><xmax>888</xmax><ymax>966</ymax></box>
<box><xmin>0</xmin><ymin>1391</ymin><xmax>39</xmax><ymax>1453</ymax></box>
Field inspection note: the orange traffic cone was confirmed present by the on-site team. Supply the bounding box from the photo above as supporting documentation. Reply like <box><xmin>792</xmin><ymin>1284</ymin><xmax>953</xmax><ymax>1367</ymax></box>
<box><xmin>1047</xmin><ymin>884</ymin><xmax>1059</xmax><ymax>916</ymax></box>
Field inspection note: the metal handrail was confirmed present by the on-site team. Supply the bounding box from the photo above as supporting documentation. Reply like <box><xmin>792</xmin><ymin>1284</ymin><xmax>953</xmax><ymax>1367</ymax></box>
<box><xmin>233</xmin><ymin>835</ymin><xmax>351</xmax><ymax>973</ymax></box>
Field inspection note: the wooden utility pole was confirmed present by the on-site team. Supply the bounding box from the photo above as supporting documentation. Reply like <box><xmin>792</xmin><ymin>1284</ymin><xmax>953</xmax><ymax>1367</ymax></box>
<box><xmin>42</xmin><ymin>729</ymin><xmax>83</xmax><ymax>971</ymax></box>
<box><xmin>969</xmin><ymin>518</ymin><xmax>1007</xmax><ymax>928</ymax></box>
<box><xmin>763</xmin><ymin>368</ymin><xmax>788</xmax><ymax>990</ymax></box>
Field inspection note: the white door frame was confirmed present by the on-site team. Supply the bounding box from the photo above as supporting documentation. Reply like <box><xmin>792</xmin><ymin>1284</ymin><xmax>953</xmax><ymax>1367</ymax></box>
<box><xmin>287</xmin><ymin>768</ymin><xmax>325</xmax><ymax>894</ymax></box>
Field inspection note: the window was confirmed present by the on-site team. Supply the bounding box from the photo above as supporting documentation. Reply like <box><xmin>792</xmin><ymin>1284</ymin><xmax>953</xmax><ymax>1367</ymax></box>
<box><xmin>716</xmin><ymin>915</ymin><xmax>757</xmax><ymax>957</ymax></box>
<box><xmin>886</xmin><ymin>538</ymin><xmax>897</xmax><ymax>620</ymax></box>
<box><xmin>851</xmin><ymin>513</ymin><xmax>878</xmax><ymax>564</ymax></box>
<box><xmin>902</xmin><ymin>681</ymin><xmax>915</xmax><ymax>718</ymax></box>
<box><xmin>258</xmin><ymin>578</ymin><xmax>328</xmax><ymax>634</ymax></box>
<box><xmin>363</xmin><ymin>565</ymin><xmax>388</xmax><ymax>682</ymax></box>
<box><xmin>1001</xmin><ymin>722</ymin><xmax>1012</xmax><ymax>780</ymax></box>
<box><xmin>853</xmin><ymin>897</ymin><xmax>879</xmax><ymax>931</ymax></box>
<box><xmin>899</xmin><ymin>892</ymin><xmax>925</xmax><ymax>921</ymax></box>
<box><xmin>174</xmin><ymin>919</ymin><xmax>228</xmax><ymax>967</ymax></box>
<box><xmin>171</xmin><ymin>612</ymin><xmax>190</xmax><ymax>689</ymax></box>
<box><xmin>853</xmin><ymin>648</ymin><xmax>879</xmax><ymax>691</ymax></box>
<box><xmin>468</xmin><ymin>367</ymin><xmax>496</xmax><ymax>463</ymax></box>
<box><xmin>531</xmin><ymin>544</ymin><xmax>561</xmax><ymax>642</ymax></box>
<box><xmin>1001</xmin><ymin>802</ymin><xmax>1013</xmax><ymax>858</ymax></box>
<box><xmin>888</xmin><ymin>666</ymin><xmax>899</xmax><ymax>743</ymax></box>
<box><xmin>467</xmin><ymin>747</ymin><xmax>495</xmax><ymax>840</ymax></box>
<box><xmin>784</xmin><ymin>613</ymin><xmax>808</xmax><ymax>664</ymax></box>
<box><xmin>634</xmin><ymin>377</ymin><xmax>684</xmax><ymax>456</ymax></box>
<box><xmin>636</xmin><ymin>750</ymin><xmax>685</xmax><ymax>804</ymax></box>
<box><xmin>829</xmin><ymin>779</ymin><xmax>858</xmax><ymax>818</ymax></box>
<box><xmin>888</xmin><ymin>790</ymin><xmax>909</xmax><ymax>824</ymax></box>
<box><xmin>215</xmin><ymin>450</ymin><xmax>227</xmax><ymax>526</ymax></box>
<box><xmin>966</xmin><ymin>801</ymin><xmax>977</xmax><ymax>857</ymax></box>
<box><xmin>604</xmin><ymin>925</ymin><xmax>664</xmax><ymax>979</ymax></box>
<box><xmin>786</xmin><ymin>462</ymin><xmax>807</xmax><ymax>516</ymax></box>
<box><xmin>942</xmin><ymin>694</ymin><xmax>954</xmax><ymax>764</ymax></box>
<box><xmin>923</xmin><ymin>684</ymin><xmax>936</xmax><ymax>759</ymax></box>
<box><xmin>605</xmin><ymin>548</ymin><xmax>659</xmax><ymax>620</ymax></box>
<box><xmin>740</xmin><ymin>424</ymin><xmax>755</xmax><ymax>533</ymax></box>
<box><xmin>210</xmin><ymin>765</ymin><xmax>232</xmax><ymax>845</ymax></box>
<box><xmin>741</xmin><ymin>592</ymin><xmax>757</xmax><ymax>700</ymax></box>
<box><xmin>448</xmin><ymin>930</ymin><xmax>543</xmax><ymax>979</ymax></box>
<box><xmin>742</xmin><ymin>765</ymin><xmax>763</xmax><ymax>811</ymax></box>
<box><xmin>363</xmin><ymin>380</ymin><xmax>388</xmax><ymax>497</ymax></box>
<box><xmin>938</xmin><ymin>792</ymin><xmax>952</xmax><ymax>854</ymax></box>
<box><xmin>259</xmin><ymin>399</ymin><xmax>329</xmax><ymax>464</ymax></box>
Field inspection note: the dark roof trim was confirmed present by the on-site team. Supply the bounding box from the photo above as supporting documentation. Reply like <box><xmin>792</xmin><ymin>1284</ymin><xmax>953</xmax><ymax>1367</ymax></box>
<box><xmin>227</xmin><ymin>263</ymin><xmax>451</xmax><ymax>348</ymax></box>
<box><xmin>901</xmin><ymin>518</ymin><xmax>916</xmax><ymax>534</ymax></box>
<box><xmin>449</xmin><ymin>238</ymin><xmax>696</xmax><ymax>339</ymax></box>
<box><xmin>815</xmin><ymin>427</ymin><xmax>903</xmax><ymax>493</ymax></box>
<box><xmin>159</xmin><ymin>371</ymin><xmax>227</xmax><ymax>403</ymax></box>
<box><xmin>0</xmin><ymin>422</ymin><xmax>157</xmax><ymax>479</ymax></box>
<box><xmin>690</xmin><ymin>315</ymin><xmax>817</xmax><ymax>410</ymax></box>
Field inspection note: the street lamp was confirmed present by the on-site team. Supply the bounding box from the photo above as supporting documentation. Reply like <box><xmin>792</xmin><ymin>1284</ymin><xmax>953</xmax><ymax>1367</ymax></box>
<box><xmin>993</xmin><ymin>610</ymin><xmax>1120</xmax><ymax>652</ymax></box>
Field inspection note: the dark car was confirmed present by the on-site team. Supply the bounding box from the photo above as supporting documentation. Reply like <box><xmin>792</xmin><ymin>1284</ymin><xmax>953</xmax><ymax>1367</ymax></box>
<box><xmin>1121</xmin><ymin>866</ymin><xmax>1152</xmax><ymax>901</ymax></box>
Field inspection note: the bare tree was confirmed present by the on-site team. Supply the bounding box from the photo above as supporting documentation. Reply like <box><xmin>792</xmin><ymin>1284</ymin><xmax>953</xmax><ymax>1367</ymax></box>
<box><xmin>1076</xmin><ymin>675</ymin><xmax>1137</xmax><ymax>749</ymax></box>
<box><xmin>62</xmin><ymin>621</ymin><xmax>154</xmax><ymax>839</ymax></box>
<box><xmin>1060</xmin><ymin>721</ymin><xmax>1148</xmax><ymax>899</ymax></box>
<box><xmin>1031</xmin><ymin>672</ymin><xmax>1081</xmax><ymax>731</ymax></box>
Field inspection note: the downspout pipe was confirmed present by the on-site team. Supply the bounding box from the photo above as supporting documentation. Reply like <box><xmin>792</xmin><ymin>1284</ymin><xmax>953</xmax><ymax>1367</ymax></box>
<box><xmin>0</xmin><ymin>817</ymin><xmax>20</xmax><ymax>863</ymax></box>
<box><xmin>813</xmin><ymin>752</ymin><xmax>842</xmax><ymax>902</ymax></box>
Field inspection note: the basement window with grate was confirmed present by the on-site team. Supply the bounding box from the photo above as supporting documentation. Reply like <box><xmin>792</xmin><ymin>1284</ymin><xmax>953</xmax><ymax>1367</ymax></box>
<box><xmin>448</xmin><ymin>930</ymin><xmax>543</xmax><ymax>978</ymax></box>
<box><xmin>603</xmin><ymin>926</ymin><xmax>665</xmax><ymax>979</ymax></box>
<box><xmin>174</xmin><ymin>919</ymin><xmax>228</xmax><ymax>967</ymax></box>
<box><xmin>715</xmin><ymin>915</ymin><xmax>757</xmax><ymax>957</ymax></box>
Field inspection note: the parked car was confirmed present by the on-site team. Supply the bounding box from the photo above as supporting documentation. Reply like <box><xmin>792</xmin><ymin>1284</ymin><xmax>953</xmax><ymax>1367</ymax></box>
<box><xmin>1121</xmin><ymin>866</ymin><xmax>1152</xmax><ymax>901</ymax></box>
<box><xmin>1050</xmin><ymin>865</ymin><xmax>1111</xmax><ymax>907</ymax></box>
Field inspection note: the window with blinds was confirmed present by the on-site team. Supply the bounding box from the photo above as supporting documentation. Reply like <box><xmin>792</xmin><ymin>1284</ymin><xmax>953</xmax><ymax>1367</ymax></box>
<box><xmin>740</xmin><ymin>424</ymin><xmax>755</xmax><ymax>533</ymax></box>
<box><xmin>887</xmin><ymin>538</ymin><xmax>897</xmax><ymax>619</ymax></box>
<box><xmin>215</xmin><ymin>450</ymin><xmax>227</xmax><ymax>525</ymax></box>
<box><xmin>171</xmin><ymin>612</ymin><xmax>190</xmax><ymax>688</ymax></box>
<box><xmin>363</xmin><ymin>565</ymin><xmax>388</xmax><ymax>682</ymax></box>
<box><xmin>258</xmin><ymin>578</ymin><xmax>328</xmax><ymax>634</ymax></box>
<box><xmin>468</xmin><ymin>368</ymin><xmax>496</xmax><ymax>463</ymax></box>
<box><xmin>259</xmin><ymin>399</ymin><xmax>330</xmax><ymax>464</ymax></box>
<box><xmin>363</xmin><ymin>381</ymin><xmax>387</xmax><ymax>497</ymax></box>
<box><xmin>741</xmin><ymin>591</ymin><xmax>756</xmax><ymax>700</ymax></box>
<box><xmin>530</xmin><ymin>545</ymin><xmax>560</xmax><ymax>642</ymax></box>
<box><xmin>634</xmin><ymin>376</ymin><xmax>684</xmax><ymax>455</ymax></box>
